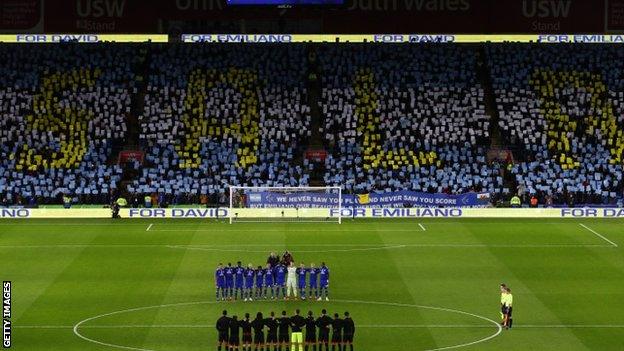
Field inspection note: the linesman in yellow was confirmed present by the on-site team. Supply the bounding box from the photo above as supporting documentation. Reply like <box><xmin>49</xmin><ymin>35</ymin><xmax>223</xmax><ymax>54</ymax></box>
<box><xmin>290</xmin><ymin>309</ymin><xmax>306</xmax><ymax>351</ymax></box>
<box><xmin>502</xmin><ymin>287</ymin><xmax>514</xmax><ymax>329</ymax></box>
<box><xmin>499</xmin><ymin>283</ymin><xmax>507</xmax><ymax>323</ymax></box>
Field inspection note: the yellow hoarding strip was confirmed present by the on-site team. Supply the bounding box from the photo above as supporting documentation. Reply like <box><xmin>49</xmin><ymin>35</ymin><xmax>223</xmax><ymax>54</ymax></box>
<box><xmin>2</xmin><ymin>33</ymin><xmax>623</xmax><ymax>44</ymax></box>
<box><xmin>181</xmin><ymin>33</ymin><xmax>624</xmax><ymax>43</ymax></box>
<box><xmin>0</xmin><ymin>34</ymin><xmax>167</xmax><ymax>43</ymax></box>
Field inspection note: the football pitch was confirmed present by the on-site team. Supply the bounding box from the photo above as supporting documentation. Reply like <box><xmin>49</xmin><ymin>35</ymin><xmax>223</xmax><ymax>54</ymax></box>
<box><xmin>2</xmin><ymin>218</ymin><xmax>624</xmax><ymax>350</ymax></box>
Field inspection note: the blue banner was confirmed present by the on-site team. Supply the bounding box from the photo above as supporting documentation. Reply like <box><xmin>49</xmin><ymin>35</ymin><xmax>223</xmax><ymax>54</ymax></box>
<box><xmin>245</xmin><ymin>191</ymin><xmax>490</xmax><ymax>208</ymax></box>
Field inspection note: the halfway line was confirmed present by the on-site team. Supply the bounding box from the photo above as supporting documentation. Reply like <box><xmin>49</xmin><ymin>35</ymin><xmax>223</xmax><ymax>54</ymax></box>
<box><xmin>0</xmin><ymin>243</ymin><xmax>615</xmax><ymax>249</ymax></box>
<box><xmin>14</xmin><ymin>324</ymin><xmax>624</xmax><ymax>329</ymax></box>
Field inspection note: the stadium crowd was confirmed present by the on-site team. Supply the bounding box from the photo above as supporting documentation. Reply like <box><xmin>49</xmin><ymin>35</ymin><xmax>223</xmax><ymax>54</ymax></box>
<box><xmin>488</xmin><ymin>44</ymin><xmax>624</xmax><ymax>205</ymax></box>
<box><xmin>130</xmin><ymin>45</ymin><xmax>312</xmax><ymax>206</ymax></box>
<box><xmin>2</xmin><ymin>43</ymin><xmax>624</xmax><ymax>207</ymax></box>
<box><xmin>0</xmin><ymin>44</ymin><xmax>137</xmax><ymax>206</ymax></box>
<box><xmin>318</xmin><ymin>45</ymin><xmax>504</xmax><ymax>196</ymax></box>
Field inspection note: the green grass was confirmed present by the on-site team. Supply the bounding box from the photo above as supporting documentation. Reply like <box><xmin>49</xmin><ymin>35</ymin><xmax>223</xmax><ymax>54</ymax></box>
<box><xmin>2</xmin><ymin>218</ymin><xmax>624</xmax><ymax>350</ymax></box>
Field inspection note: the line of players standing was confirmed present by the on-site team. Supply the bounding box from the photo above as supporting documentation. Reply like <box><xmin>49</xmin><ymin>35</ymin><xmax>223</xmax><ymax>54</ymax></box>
<box><xmin>216</xmin><ymin>252</ymin><xmax>330</xmax><ymax>301</ymax></box>
<box><xmin>216</xmin><ymin>309</ymin><xmax>355</xmax><ymax>351</ymax></box>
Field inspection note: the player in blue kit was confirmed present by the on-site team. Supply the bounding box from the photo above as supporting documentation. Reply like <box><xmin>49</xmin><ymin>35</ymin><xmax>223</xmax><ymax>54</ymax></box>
<box><xmin>275</xmin><ymin>262</ymin><xmax>287</xmax><ymax>299</ymax></box>
<box><xmin>318</xmin><ymin>262</ymin><xmax>330</xmax><ymax>301</ymax></box>
<box><xmin>224</xmin><ymin>263</ymin><xmax>234</xmax><ymax>300</ymax></box>
<box><xmin>254</xmin><ymin>265</ymin><xmax>265</xmax><ymax>300</ymax></box>
<box><xmin>308</xmin><ymin>263</ymin><xmax>319</xmax><ymax>300</ymax></box>
<box><xmin>234</xmin><ymin>261</ymin><xmax>245</xmax><ymax>300</ymax></box>
<box><xmin>244</xmin><ymin>264</ymin><xmax>255</xmax><ymax>301</ymax></box>
<box><xmin>264</xmin><ymin>263</ymin><xmax>276</xmax><ymax>299</ymax></box>
<box><xmin>215</xmin><ymin>263</ymin><xmax>226</xmax><ymax>301</ymax></box>
<box><xmin>297</xmin><ymin>263</ymin><xmax>308</xmax><ymax>300</ymax></box>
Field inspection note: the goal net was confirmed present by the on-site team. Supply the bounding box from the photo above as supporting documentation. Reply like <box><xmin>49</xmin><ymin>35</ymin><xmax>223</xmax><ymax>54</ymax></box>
<box><xmin>228</xmin><ymin>186</ymin><xmax>342</xmax><ymax>224</ymax></box>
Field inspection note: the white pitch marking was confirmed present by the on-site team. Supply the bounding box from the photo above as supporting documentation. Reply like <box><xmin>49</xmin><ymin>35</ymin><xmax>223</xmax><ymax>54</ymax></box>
<box><xmin>0</xmin><ymin>243</ymin><xmax>614</xmax><ymax>249</ymax></box>
<box><xmin>168</xmin><ymin>244</ymin><xmax>408</xmax><ymax>253</ymax></box>
<box><xmin>358</xmin><ymin>324</ymin><xmax>624</xmax><ymax>329</ymax></box>
<box><xmin>579</xmin><ymin>223</ymin><xmax>618</xmax><ymax>247</ymax></box>
<box><xmin>2</xmin><ymin>220</ymin><xmax>624</xmax><ymax>228</ymax></box>
<box><xmin>72</xmin><ymin>299</ymin><xmax>502</xmax><ymax>351</ymax></box>
<box><xmin>148</xmin><ymin>228</ymin><xmax>429</xmax><ymax>233</ymax></box>
<box><xmin>146</xmin><ymin>223</ymin><xmax>153</xmax><ymax>232</ymax></box>
<box><xmin>418</xmin><ymin>223</ymin><xmax>426</xmax><ymax>231</ymax></box>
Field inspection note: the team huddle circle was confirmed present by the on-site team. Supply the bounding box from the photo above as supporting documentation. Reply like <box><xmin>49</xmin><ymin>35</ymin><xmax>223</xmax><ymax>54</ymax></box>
<box><xmin>73</xmin><ymin>299</ymin><xmax>502</xmax><ymax>351</ymax></box>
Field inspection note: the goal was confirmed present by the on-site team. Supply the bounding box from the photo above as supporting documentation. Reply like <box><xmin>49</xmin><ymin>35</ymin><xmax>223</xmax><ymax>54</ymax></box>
<box><xmin>228</xmin><ymin>186</ymin><xmax>342</xmax><ymax>224</ymax></box>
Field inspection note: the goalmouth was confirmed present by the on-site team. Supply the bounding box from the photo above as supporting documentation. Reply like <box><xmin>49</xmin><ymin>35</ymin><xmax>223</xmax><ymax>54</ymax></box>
<box><xmin>228</xmin><ymin>186</ymin><xmax>342</xmax><ymax>224</ymax></box>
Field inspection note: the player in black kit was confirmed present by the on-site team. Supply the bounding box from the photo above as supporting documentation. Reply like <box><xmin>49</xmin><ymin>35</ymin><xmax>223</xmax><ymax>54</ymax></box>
<box><xmin>241</xmin><ymin>313</ymin><xmax>253</xmax><ymax>351</ymax></box>
<box><xmin>217</xmin><ymin>310</ymin><xmax>231</xmax><ymax>351</ymax></box>
<box><xmin>264</xmin><ymin>311</ymin><xmax>279</xmax><ymax>351</ymax></box>
<box><xmin>290</xmin><ymin>309</ymin><xmax>306</xmax><ymax>351</ymax></box>
<box><xmin>305</xmin><ymin>311</ymin><xmax>318</xmax><ymax>351</ymax></box>
<box><xmin>251</xmin><ymin>312</ymin><xmax>265</xmax><ymax>351</ymax></box>
<box><xmin>315</xmin><ymin>309</ymin><xmax>332</xmax><ymax>351</ymax></box>
<box><xmin>331</xmin><ymin>313</ymin><xmax>343</xmax><ymax>351</ymax></box>
<box><xmin>277</xmin><ymin>310</ymin><xmax>291</xmax><ymax>351</ymax></box>
<box><xmin>342</xmin><ymin>312</ymin><xmax>355</xmax><ymax>351</ymax></box>
<box><xmin>229</xmin><ymin>315</ymin><xmax>241</xmax><ymax>350</ymax></box>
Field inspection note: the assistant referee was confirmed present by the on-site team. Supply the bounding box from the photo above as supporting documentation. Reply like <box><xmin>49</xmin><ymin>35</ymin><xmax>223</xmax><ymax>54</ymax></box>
<box><xmin>503</xmin><ymin>287</ymin><xmax>514</xmax><ymax>329</ymax></box>
<box><xmin>499</xmin><ymin>283</ymin><xmax>507</xmax><ymax>324</ymax></box>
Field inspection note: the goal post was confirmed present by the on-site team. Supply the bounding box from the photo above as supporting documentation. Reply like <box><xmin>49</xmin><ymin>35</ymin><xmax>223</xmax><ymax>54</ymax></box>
<box><xmin>228</xmin><ymin>186</ymin><xmax>342</xmax><ymax>224</ymax></box>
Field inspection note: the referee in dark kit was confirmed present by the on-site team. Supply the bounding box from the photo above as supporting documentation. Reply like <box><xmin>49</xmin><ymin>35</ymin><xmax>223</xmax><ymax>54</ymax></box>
<box><xmin>216</xmin><ymin>310</ymin><xmax>231</xmax><ymax>351</ymax></box>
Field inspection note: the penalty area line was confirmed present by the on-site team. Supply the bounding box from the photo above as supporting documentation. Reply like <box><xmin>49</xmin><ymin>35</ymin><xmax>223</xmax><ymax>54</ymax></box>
<box><xmin>579</xmin><ymin>223</ymin><xmax>618</xmax><ymax>247</ymax></box>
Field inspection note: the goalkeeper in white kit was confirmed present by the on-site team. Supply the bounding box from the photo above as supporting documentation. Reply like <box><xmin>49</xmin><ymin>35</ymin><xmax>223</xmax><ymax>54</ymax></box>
<box><xmin>286</xmin><ymin>262</ymin><xmax>298</xmax><ymax>300</ymax></box>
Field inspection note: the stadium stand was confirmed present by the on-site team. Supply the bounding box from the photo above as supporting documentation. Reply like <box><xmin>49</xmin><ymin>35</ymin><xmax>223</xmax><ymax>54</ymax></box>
<box><xmin>487</xmin><ymin>44</ymin><xmax>624</xmax><ymax>205</ymax></box>
<box><xmin>132</xmin><ymin>45</ymin><xmax>312</xmax><ymax>206</ymax></box>
<box><xmin>2</xmin><ymin>43</ymin><xmax>624</xmax><ymax>207</ymax></box>
<box><xmin>318</xmin><ymin>45</ymin><xmax>504</xmax><ymax>196</ymax></box>
<box><xmin>0</xmin><ymin>44</ymin><xmax>136</xmax><ymax>206</ymax></box>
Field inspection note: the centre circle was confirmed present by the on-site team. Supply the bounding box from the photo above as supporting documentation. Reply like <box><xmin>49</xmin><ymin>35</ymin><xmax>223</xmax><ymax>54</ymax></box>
<box><xmin>73</xmin><ymin>299</ymin><xmax>502</xmax><ymax>351</ymax></box>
